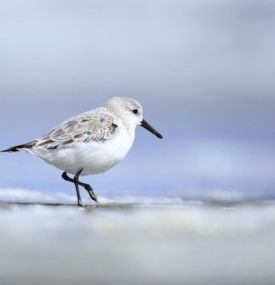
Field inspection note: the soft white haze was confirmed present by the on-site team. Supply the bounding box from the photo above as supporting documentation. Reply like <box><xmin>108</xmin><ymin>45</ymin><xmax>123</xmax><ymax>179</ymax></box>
<box><xmin>1</xmin><ymin>0</ymin><xmax>275</xmax><ymax>198</ymax></box>
<box><xmin>1</xmin><ymin>2</ymin><xmax>275</xmax><ymax>284</ymax></box>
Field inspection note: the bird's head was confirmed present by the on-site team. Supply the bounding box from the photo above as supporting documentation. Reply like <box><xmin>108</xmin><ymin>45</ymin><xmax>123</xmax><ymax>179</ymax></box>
<box><xmin>105</xmin><ymin>97</ymin><xmax>163</xmax><ymax>139</ymax></box>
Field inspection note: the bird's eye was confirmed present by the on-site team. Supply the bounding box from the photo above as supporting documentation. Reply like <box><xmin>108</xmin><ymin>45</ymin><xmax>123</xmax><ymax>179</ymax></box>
<box><xmin>132</xmin><ymin>109</ymin><xmax>139</xmax><ymax>114</ymax></box>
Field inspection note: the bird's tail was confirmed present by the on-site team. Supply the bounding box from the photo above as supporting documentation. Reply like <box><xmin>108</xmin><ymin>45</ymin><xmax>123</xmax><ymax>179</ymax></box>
<box><xmin>1</xmin><ymin>141</ymin><xmax>36</xmax><ymax>153</ymax></box>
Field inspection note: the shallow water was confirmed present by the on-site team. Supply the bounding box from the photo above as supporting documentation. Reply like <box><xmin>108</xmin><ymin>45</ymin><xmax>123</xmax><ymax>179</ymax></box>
<box><xmin>0</xmin><ymin>192</ymin><xmax>275</xmax><ymax>285</ymax></box>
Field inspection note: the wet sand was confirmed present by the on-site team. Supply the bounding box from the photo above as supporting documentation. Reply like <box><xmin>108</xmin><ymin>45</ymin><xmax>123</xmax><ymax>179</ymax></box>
<box><xmin>0</xmin><ymin>198</ymin><xmax>274</xmax><ymax>285</ymax></box>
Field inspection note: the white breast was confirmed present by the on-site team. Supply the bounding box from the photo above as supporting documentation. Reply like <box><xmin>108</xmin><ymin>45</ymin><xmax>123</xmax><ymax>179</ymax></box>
<box><xmin>37</xmin><ymin>123</ymin><xmax>136</xmax><ymax>176</ymax></box>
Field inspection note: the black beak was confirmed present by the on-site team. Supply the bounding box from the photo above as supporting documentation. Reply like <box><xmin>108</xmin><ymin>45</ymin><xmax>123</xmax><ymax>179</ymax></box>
<box><xmin>141</xmin><ymin>119</ymin><xmax>163</xmax><ymax>139</ymax></box>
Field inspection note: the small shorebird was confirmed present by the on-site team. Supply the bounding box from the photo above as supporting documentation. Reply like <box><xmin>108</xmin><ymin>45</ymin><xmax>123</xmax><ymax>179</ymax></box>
<box><xmin>2</xmin><ymin>97</ymin><xmax>163</xmax><ymax>206</ymax></box>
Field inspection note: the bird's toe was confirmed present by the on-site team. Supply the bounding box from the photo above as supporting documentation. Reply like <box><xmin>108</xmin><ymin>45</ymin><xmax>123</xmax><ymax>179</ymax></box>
<box><xmin>78</xmin><ymin>201</ymin><xmax>86</xmax><ymax>207</ymax></box>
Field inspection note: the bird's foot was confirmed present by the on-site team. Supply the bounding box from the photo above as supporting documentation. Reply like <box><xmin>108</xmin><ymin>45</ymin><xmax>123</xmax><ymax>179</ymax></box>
<box><xmin>91</xmin><ymin>193</ymin><xmax>98</xmax><ymax>203</ymax></box>
<box><xmin>85</xmin><ymin>186</ymin><xmax>98</xmax><ymax>203</ymax></box>
<box><xmin>88</xmin><ymin>191</ymin><xmax>98</xmax><ymax>203</ymax></box>
<box><xmin>77</xmin><ymin>200</ymin><xmax>86</xmax><ymax>207</ymax></box>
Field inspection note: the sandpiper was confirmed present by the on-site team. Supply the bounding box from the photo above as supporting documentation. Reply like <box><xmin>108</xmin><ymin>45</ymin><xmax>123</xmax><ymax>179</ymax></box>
<box><xmin>2</xmin><ymin>97</ymin><xmax>163</xmax><ymax>206</ymax></box>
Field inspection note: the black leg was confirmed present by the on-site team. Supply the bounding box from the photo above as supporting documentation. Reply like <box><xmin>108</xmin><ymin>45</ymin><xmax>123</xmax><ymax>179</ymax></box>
<box><xmin>62</xmin><ymin>171</ymin><xmax>98</xmax><ymax>204</ymax></box>
<box><xmin>80</xmin><ymin>183</ymin><xmax>98</xmax><ymax>203</ymax></box>
<box><xmin>73</xmin><ymin>169</ymin><xmax>84</xmax><ymax>206</ymax></box>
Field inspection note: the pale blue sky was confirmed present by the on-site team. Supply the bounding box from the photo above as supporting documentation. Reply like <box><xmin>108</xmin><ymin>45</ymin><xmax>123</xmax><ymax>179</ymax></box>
<box><xmin>1</xmin><ymin>0</ymin><xmax>275</xmax><ymax>198</ymax></box>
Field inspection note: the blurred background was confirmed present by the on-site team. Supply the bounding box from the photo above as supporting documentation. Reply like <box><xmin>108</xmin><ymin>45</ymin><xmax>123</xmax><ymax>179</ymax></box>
<box><xmin>1</xmin><ymin>0</ymin><xmax>275</xmax><ymax>199</ymax></box>
<box><xmin>1</xmin><ymin>1</ymin><xmax>275</xmax><ymax>285</ymax></box>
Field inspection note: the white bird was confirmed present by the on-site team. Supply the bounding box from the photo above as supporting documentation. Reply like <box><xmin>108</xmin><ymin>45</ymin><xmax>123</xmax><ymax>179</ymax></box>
<box><xmin>2</xmin><ymin>97</ymin><xmax>163</xmax><ymax>206</ymax></box>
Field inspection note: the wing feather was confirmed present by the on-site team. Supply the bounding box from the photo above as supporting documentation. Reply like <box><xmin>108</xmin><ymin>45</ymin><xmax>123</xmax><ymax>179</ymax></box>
<box><xmin>35</xmin><ymin>109</ymin><xmax>119</xmax><ymax>149</ymax></box>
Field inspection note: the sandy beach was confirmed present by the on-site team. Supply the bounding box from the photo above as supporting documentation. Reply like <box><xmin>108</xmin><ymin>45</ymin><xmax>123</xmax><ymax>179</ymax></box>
<box><xmin>0</xmin><ymin>193</ymin><xmax>274</xmax><ymax>285</ymax></box>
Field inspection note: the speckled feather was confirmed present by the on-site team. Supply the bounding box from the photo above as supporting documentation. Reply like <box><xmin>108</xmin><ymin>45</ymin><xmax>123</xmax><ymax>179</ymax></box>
<box><xmin>31</xmin><ymin>107</ymin><xmax>119</xmax><ymax>150</ymax></box>
<box><xmin>1</xmin><ymin>97</ymin><xmax>162</xmax><ymax>177</ymax></box>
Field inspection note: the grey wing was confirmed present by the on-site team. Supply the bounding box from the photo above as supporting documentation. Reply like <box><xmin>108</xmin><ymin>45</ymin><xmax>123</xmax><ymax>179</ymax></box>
<box><xmin>34</xmin><ymin>111</ymin><xmax>119</xmax><ymax>149</ymax></box>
